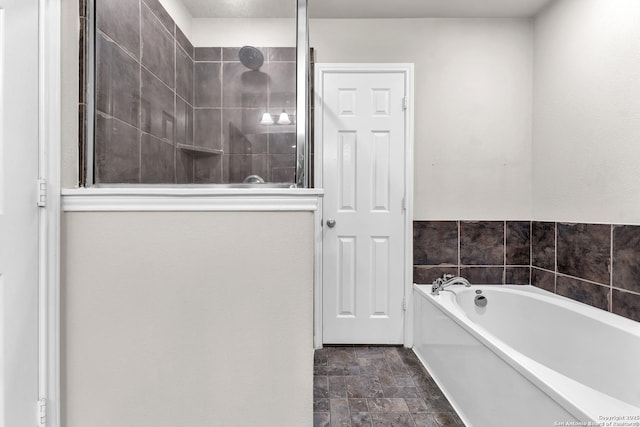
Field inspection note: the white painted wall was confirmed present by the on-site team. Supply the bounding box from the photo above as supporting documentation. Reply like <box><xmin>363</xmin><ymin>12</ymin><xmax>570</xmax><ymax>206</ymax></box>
<box><xmin>533</xmin><ymin>0</ymin><xmax>640</xmax><ymax>224</ymax></box>
<box><xmin>159</xmin><ymin>0</ymin><xmax>193</xmax><ymax>39</ymax></box>
<box><xmin>63</xmin><ymin>211</ymin><xmax>314</xmax><ymax>427</ymax></box>
<box><xmin>191</xmin><ymin>18</ymin><xmax>295</xmax><ymax>47</ymax></box>
<box><xmin>311</xmin><ymin>19</ymin><xmax>533</xmax><ymax>220</ymax></box>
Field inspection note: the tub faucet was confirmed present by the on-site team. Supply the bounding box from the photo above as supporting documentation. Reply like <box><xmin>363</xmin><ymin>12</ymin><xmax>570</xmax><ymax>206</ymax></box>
<box><xmin>431</xmin><ymin>274</ymin><xmax>471</xmax><ymax>295</ymax></box>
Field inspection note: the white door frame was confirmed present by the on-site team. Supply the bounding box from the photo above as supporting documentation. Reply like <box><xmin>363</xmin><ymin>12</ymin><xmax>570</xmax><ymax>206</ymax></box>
<box><xmin>39</xmin><ymin>0</ymin><xmax>62</xmax><ymax>426</ymax></box>
<box><xmin>313</xmin><ymin>63</ymin><xmax>414</xmax><ymax>349</ymax></box>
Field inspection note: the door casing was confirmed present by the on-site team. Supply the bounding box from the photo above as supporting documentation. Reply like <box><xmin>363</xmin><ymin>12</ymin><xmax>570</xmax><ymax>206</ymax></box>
<box><xmin>313</xmin><ymin>63</ymin><xmax>414</xmax><ymax>349</ymax></box>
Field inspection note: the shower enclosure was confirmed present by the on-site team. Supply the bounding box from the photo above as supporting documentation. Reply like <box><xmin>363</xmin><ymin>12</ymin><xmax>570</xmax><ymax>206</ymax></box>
<box><xmin>84</xmin><ymin>0</ymin><xmax>310</xmax><ymax>187</ymax></box>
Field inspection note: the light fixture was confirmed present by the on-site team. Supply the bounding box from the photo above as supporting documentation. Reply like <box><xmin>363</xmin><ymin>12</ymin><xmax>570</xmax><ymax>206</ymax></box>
<box><xmin>277</xmin><ymin>110</ymin><xmax>291</xmax><ymax>125</ymax></box>
<box><xmin>260</xmin><ymin>112</ymin><xmax>274</xmax><ymax>125</ymax></box>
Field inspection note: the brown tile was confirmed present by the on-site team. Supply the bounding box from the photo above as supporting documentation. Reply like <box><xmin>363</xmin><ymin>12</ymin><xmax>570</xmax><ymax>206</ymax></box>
<box><xmin>413</xmin><ymin>266</ymin><xmax>458</xmax><ymax>285</ymax></box>
<box><xmin>96</xmin><ymin>34</ymin><xmax>140</xmax><ymax>127</ymax></box>
<box><xmin>532</xmin><ymin>221</ymin><xmax>555</xmax><ymax>270</ymax></box>
<box><xmin>460</xmin><ymin>221</ymin><xmax>504</xmax><ymax>265</ymax></box>
<box><xmin>612</xmin><ymin>289</ymin><xmax>640</xmax><ymax>322</ymax></box>
<box><xmin>142</xmin><ymin>0</ymin><xmax>174</xmax><ymax>35</ymax></box>
<box><xmin>141</xmin><ymin>69</ymin><xmax>175</xmax><ymax>142</ymax></box>
<box><xmin>195</xmin><ymin>62</ymin><xmax>222</xmax><ymax>107</ymax></box>
<box><xmin>175</xmin><ymin>26</ymin><xmax>193</xmax><ymax>58</ymax></box>
<box><xmin>96</xmin><ymin>0</ymin><xmax>140</xmax><ymax>59</ymax></box>
<box><xmin>460</xmin><ymin>267</ymin><xmax>504</xmax><ymax>284</ymax></box>
<box><xmin>194</xmin><ymin>109</ymin><xmax>222</xmax><ymax>149</ymax></box>
<box><xmin>413</xmin><ymin>221</ymin><xmax>458</xmax><ymax>265</ymax></box>
<box><xmin>505</xmin><ymin>267</ymin><xmax>530</xmax><ymax>285</ymax></box>
<box><xmin>612</xmin><ymin>225</ymin><xmax>640</xmax><ymax>294</ymax></box>
<box><xmin>222</xmin><ymin>63</ymin><xmax>268</xmax><ymax>108</ymax></box>
<box><xmin>531</xmin><ymin>267</ymin><xmax>555</xmax><ymax>293</ymax></box>
<box><xmin>176</xmin><ymin>45</ymin><xmax>193</xmax><ymax>104</ymax></box>
<box><xmin>140</xmin><ymin>133</ymin><xmax>175</xmax><ymax>183</ymax></box>
<box><xmin>557</xmin><ymin>223</ymin><xmax>611</xmax><ymax>285</ymax></box>
<box><xmin>556</xmin><ymin>275</ymin><xmax>610</xmax><ymax>311</ymax></box>
<box><xmin>141</xmin><ymin>4</ymin><xmax>175</xmax><ymax>88</ymax></box>
<box><xmin>506</xmin><ymin>221</ymin><xmax>530</xmax><ymax>265</ymax></box>
<box><xmin>195</xmin><ymin>47</ymin><xmax>222</xmax><ymax>61</ymax></box>
<box><xmin>94</xmin><ymin>115</ymin><xmax>140</xmax><ymax>183</ymax></box>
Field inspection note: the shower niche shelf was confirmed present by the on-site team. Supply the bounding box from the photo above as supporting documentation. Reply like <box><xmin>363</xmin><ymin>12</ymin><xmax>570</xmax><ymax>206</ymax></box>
<box><xmin>177</xmin><ymin>144</ymin><xmax>224</xmax><ymax>158</ymax></box>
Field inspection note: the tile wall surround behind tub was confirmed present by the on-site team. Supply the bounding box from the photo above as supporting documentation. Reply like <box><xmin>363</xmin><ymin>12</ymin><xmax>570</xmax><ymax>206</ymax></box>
<box><xmin>90</xmin><ymin>0</ymin><xmax>296</xmax><ymax>184</ymax></box>
<box><xmin>414</xmin><ymin>220</ymin><xmax>640</xmax><ymax>323</ymax></box>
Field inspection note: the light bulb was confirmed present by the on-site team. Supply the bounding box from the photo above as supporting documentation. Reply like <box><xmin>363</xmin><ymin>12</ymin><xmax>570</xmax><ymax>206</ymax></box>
<box><xmin>277</xmin><ymin>111</ymin><xmax>291</xmax><ymax>125</ymax></box>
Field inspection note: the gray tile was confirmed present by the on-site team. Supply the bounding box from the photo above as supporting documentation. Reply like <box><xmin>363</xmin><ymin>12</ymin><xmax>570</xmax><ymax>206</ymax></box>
<box><xmin>413</xmin><ymin>266</ymin><xmax>458</xmax><ymax>285</ymax></box>
<box><xmin>371</xmin><ymin>412</ymin><xmax>416</xmax><ymax>427</ymax></box>
<box><xmin>314</xmin><ymin>412</ymin><xmax>330</xmax><ymax>427</ymax></box>
<box><xmin>557</xmin><ymin>223</ymin><xmax>611</xmax><ymax>284</ymax></box>
<box><xmin>194</xmin><ymin>109</ymin><xmax>222</xmax><ymax>149</ymax></box>
<box><xmin>194</xmin><ymin>156</ymin><xmax>223</xmax><ymax>184</ymax></box>
<box><xmin>267</xmin><ymin>62</ymin><xmax>296</xmax><ymax>108</ymax></box>
<box><xmin>94</xmin><ymin>114</ymin><xmax>140</xmax><ymax>183</ymax></box>
<box><xmin>141</xmin><ymin>69</ymin><xmax>175</xmax><ymax>142</ymax></box>
<box><xmin>613</xmin><ymin>225</ymin><xmax>640</xmax><ymax>294</ymax></box>
<box><xmin>394</xmin><ymin>375</ymin><xmax>415</xmax><ymax>387</ymax></box>
<box><xmin>460</xmin><ymin>267</ymin><xmax>504</xmax><ymax>284</ymax></box>
<box><xmin>556</xmin><ymin>275</ymin><xmax>610</xmax><ymax>311</ymax></box>
<box><xmin>142</xmin><ymin>0</ymin><xmax>174</xmax><ymax>35</ymax></box>
<box><xmin>270</xmin><ymin>154</ymin><xmax>296</xmax><ymax>182</ymax></box>
<box><xmin>96</xmin><ymin>0</ymin><xmax>140</xmax><ymax>58</ymax></box>
<box><xmin>432</xmin><ymin>412</ymin><xmax>463</xmax><ymax>426</ymax></box>
<box><xmin>346</xmin><ymin>376</ymin><xmax>384</xmax><ymax>399</ymax></box>
<box><xmin>176</xmin><ymin>44</ymin><xmax>193</xmax><ymax>104</ymax></box>
<box><xmin>314</xmin><ymin>398</ymin><xmax>330</xmax><ymax>412</ymax></box>
<box><xmin>175</xmin><ymin>97</ymin><xmax>193</xmax><ymax>146</ymax></box>
<box><xmin>271</xmin><ymin>166</ymin><xmax>296</xmax><ymax>183</ymax></box>
<box><xmin>506</xmin><ymin>221</ymin><xmax>530</xmax><ymax>265</ymax></box>
<box><xmin>269</xmin><ymin>131</ymin><xmax>296</xmax><ymax>154</ymax></box>
<box><xmin>314</xmin><ymin>376</ymin><xmax>329</xmax><ymax>399</ymax></box>
<box><xmin>382</xmin><ymin>386</ymin><xmax>419</xmax><ymax>399</ymax></box>
<box><xmin>460</xmin><ymin>221</ymin><xmax>504</xmax><ymax>265</ymax></box>
<box><xmin>532</xmin><ymin>221</ymin><xmax>556</xmax><ymax>270</ymax></box>
<box><xmin>141</xmin><ymin>133</ymin><xmax>175</xmax><ymax>183</ymax></box>
<box><xmin>330</xmin><ymin>399</ymin><xmax>350</xmax><ymax>427</ymax></box>
<box><xmin>222</xmin><ymin>63</ymin><xmax>268</xmax><ymax>108</ymax></box>
<box><xmin>368</xmin><ymin>398</ymin><xmax>410</xmax><ymax>412</ymax></box>
<box><xmin>195</xmin><ymin>63</ymin><xmax>222</xmax><ymax>107</ymax></box>
<box><xmin>423</xmin><ymin>395</ymin><xmax>455</xmax><ymax>413</ymax></box>
<box><xmin>268</xmin><ymin>47</ymin><xmax>296</xmax><ymax>61</ymax></box>
<box><xmin>314</xmin><ymin>349</ymin><xmax>329</xmax><ymax>366</ymax></box>
<box><xmin>223</xmin><ymin>154</ymin><xmax>268</xmax><ymax>184</ymax></box>
<box><xmin>410</xmin><ymin>414</ymin><xmax>439</xmax><ymax>427</ymax></box>
<box><xmin>612</xmin><ymin>289</ymin><xmax>640</xmax><ymax>322</ymax></box>
<box><xmin>175</xmin><ymin>26</ymin><xmax>194</xmax><ymax>58</ymax></box>
<box><xmin>96</xmin><ymin>34</ymin><xmax>140</xmax><ymax>127</ymax></box>
<box><xmin>352</xmin><ymin>412</ymin><xmax>373</xmax><ymax>427</ymax></box>
<box><xmin>195</xmin><ymin>47</ymin><xmax>222</xmax><ymax>61</ymax></box>
<box><xmin>349</xmin><ymin>398</ymin><xmax>369</xmax><ymax>413</ymax></box>
<box><xmin>414</xmin><ymin>221</ymin><xmax>458</xmax><ymax>266</ymax></box>
<box><xmin>141</xmin><ymin>4</ymin><xmax>175</xmax><ymax>88</ymax></box>
<box><xmin>326</xmin><ymin>347</ymin><xmax>358</xmax><ymax>367</ymax></box>
<box><xmin>176</xmin><ymin>149</ymin><xmax>193</xmax><ymax>184</ymax></box>
<box><xmin>505</xmin><ymin>267</ymin><xmax>530</xmax><ymax>285</ymax></box>
<box><xmin>328</xmin><ymin>376</ymin><xmax>347</xmax><ymax>398</ymax></box>
<box><xmin>404</xmin><ymin>398</ymin><xmax>428</xmax><ymax>413</ymax></box>
<box><xmin>531</xmin><ymin>267</ymin><xmax>555</xmax><ymax>293</ymax></box>
<box><xmin>223</xmin><ymin>46</ymin><xmax>266</xmax><ymax>62</ymax></box>
<box><xmin>222</xmin><ymin>109</ymin><xmax>267</xmax><ymax>154</ymax></box>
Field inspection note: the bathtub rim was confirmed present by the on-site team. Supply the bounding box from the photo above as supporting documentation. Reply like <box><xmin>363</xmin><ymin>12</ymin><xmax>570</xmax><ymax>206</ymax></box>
<box><xmin>413</xmin><ymin>283</ymin><xmax>640</xmax><ymax>422</ymax></box>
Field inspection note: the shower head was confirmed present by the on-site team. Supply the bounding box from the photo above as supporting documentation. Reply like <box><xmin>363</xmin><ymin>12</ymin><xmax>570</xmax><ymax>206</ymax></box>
<box><xmin>238</xmin><ymin>46</ymin><xmax>264</xmax><ymax>71</ymax></box>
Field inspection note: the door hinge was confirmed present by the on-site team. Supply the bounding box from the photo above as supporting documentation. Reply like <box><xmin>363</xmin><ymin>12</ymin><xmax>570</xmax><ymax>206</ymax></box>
<box><xmin>402</xmin><ymin>96</ymin><xmax>408</xmax><ymax>112</ymax></box>
<box><xmin>37</xmin><ymin>178</ymin><xmax>47</xmax><ymax>207</ymax></box>
<box><xmin>402</xmin><ymin>298</ymin><xmax>407</xmax><ymax>311</ymax></box>
<box><xmin>37</xmin><ymin>398</ymin><xmax>47</xmax><ymax>427</ymax></box>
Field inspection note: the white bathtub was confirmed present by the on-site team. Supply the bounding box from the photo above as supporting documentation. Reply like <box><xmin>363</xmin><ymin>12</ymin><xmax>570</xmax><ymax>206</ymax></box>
<box><xmin>413</xmin><ymin>284</ymin><xmax>640</xmax><ymax>427</ymax></box>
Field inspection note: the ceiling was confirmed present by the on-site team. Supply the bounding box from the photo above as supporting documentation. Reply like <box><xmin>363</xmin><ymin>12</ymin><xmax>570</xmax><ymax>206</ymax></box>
<box><xmin>181</xmin><ymin>0</ymin><xmax>555</xmax><ymax>19</ymax></box>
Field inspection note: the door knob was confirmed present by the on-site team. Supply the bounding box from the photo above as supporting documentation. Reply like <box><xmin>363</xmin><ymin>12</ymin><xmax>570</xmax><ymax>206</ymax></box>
<box><xmin>326</xmin><ymin>218</ymin><xmax>336</xmax><ymax>228</ymax></box>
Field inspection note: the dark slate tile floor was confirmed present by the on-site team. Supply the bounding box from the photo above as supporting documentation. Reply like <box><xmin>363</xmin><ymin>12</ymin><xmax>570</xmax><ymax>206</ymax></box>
<box><xmin>313</xmin><ymin>346</ymin><xmax>465</xmax><ymax>427</ymax></box>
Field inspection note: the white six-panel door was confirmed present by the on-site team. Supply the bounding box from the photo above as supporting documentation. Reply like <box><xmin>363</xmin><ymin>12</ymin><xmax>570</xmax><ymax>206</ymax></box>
<box><xmin>0</xmin><ymin>0</ymin><xmax>40</xmax><ymax>425</ymax></box>
<box><xmin>320</xmin><ymin>68</ymin><xmax>407</xmax><ymax>344</ymax></box>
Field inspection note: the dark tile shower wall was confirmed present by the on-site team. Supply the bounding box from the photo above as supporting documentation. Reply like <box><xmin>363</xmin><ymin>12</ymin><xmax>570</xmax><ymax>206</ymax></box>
<box><xmin>531</xmin><ymin>221</ymin><xmax>640</xmax><ymax>322</ymax></box>
<box><xmin>92</xmin><ymin>0</ymin><xmax>296</xmax><ymax>184</ymax></box>
<box><xmin>413</xmin><ymin>221</ymin><xmax>531</xmax><ymax>286</ymax></box>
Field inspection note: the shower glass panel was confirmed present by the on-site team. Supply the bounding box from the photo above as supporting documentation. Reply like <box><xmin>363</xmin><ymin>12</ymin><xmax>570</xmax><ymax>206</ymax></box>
<box><xmin>90</xmin><ymin>0</ymin><xmax>305</xmax><ymax>186</ymax></box>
